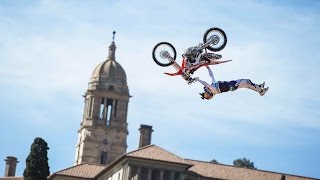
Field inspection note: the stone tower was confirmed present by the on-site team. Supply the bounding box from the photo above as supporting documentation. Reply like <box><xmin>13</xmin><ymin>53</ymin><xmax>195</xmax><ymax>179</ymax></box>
<box><xmin>75</xmin><ymin>32</ymin><xmax>130</xmax><ymax>165</ymax></box>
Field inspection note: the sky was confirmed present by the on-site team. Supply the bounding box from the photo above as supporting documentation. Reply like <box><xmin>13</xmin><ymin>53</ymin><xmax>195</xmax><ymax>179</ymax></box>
<box><xmin>0</xmin><ymin>0</ymin><xmax>319</xmax><ymax>178</ymax></box>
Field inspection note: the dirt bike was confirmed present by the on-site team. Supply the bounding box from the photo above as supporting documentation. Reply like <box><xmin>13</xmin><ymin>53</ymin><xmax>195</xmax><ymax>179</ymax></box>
<box><xmin>152</xmin><ymin>27</ymin><xmax>231</xmax><ymax>84</ymax></box>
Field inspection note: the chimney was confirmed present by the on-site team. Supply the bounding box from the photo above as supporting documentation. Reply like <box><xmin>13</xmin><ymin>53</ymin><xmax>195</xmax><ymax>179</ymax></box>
<box><xmin>139</xmin><ymin>124</ymin><xmax>153</xmax><ymax>148</ymax></box>
<box><xmin>4</xmin><ymin>156</ymin><xmax>19</xmax><ymax>177</ymax></box>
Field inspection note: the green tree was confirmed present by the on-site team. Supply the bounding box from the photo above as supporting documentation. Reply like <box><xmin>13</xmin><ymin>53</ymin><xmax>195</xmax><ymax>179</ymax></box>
<box><xmin>23</xmin><ymin>137</ymin><xmax>50</xmax><ymax>180</ymax></box>
<box><xmin>209</xmin><ymin>159</ymin><xmax>219</xmax><ymax>164</ymax></box>
<box><xmin>233</xmin><ymin>157</ymin><xmax>257</xmax><ymax>169</ymax></box>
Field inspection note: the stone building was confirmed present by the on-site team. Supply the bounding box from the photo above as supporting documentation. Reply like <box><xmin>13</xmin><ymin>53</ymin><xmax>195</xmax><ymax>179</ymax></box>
<box><xmin>48</xmin><ymin>144</ymin><xmax>317</xmax><ymax>180</ymax></box>
<box><xmin>1</xmin><ymin>36</ymin><xmax>318</xmax><ymax>180</ymax></box>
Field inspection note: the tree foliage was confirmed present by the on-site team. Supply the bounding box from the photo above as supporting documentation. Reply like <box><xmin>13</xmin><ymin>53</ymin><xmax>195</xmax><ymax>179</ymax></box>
<box><xmin>233</xmin><ymin>157</ymin><xmax>257</xmax><ymax>169</ymax></box>
<box><xmin>209</xmin><ymin>159</ymin><xmax>219</xmax><ymax>164</ymax></box>
<box><xmin>23</xmin><ymin>137</ymin><xmax>50</xmax><ymax>180</ymax></box>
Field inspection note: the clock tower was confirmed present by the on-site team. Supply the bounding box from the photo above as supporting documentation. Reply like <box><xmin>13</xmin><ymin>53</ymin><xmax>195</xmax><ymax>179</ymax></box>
<box><xmin>74</xmin><ymin>32</ymin><xmax>130</xmax><ymax>165</ymax></box>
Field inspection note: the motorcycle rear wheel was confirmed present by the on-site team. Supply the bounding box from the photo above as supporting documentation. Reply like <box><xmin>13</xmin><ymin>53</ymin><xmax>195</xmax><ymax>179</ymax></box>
<box><xmin>152</xmin><ymin>42</ymin><xmax>177</xmax><ymax>67</ymax></box>
<box><xmin>203</xmin><ymin>27</ymin><xmax>227</xmax><ymax>52</ymax></box>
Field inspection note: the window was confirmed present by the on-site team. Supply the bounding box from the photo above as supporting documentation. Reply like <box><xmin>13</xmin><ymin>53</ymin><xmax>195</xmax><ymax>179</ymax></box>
<box><xmin>107</xmin><ymin>104</ymin><xmax>112</xmax><ymax>124</ymax></box>
<box><xmin>96</xmin><ymin>98</ymin><xmax>119</xmax><ymax>125</ymax></box>
<box><xmin>108</xmin><ymin>85</ymin><xmax>114</xmax><ymax>91</ymax></box>
<box><xmin>100</xmin><ymin>98</ymin><xmax>105</xmax><ymax>119</ymax></box>
<box><xmin>100</xmin><ymin>151</ymin><xmax>108</xmax><ymax>165</ymax></box>
<box><xmin>106</xmin><ymin>98</ymin><xmax>113</xmax><ymax>125</ymax></box>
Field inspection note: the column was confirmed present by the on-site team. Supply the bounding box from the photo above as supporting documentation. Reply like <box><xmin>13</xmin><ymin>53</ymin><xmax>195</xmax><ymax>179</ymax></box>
<box><xmin>170</xmin><ymin>171</ymin><xmax>175</xmax><ymax>180</ymax></box>
<box><xmin>87</xmin><ymin>97</ymin><xmax>92</xmax><ymax>117</ymax></box>
<box><xmin>103</xmin><ymin>97</ymin><xmax>107</xmax><ymax>119</ymax></box>
<box><xmin>124</xmin><ymin>101</ymin><xmax>128</xmax><ymax>122</ymax></box>
<box><xmin>89</xmin><ymin>96</ymin><xmax>94</xmax><ymax>117</ymax></box>
<box><xmin>83</xmin><ymin>97</ymin><xmax>88</xmax><ymax>118</ymax></box>
<box><xmin>136</xmin><ymin>166</ymin><xmax>141</xmax><ymax>180</ymax></box>
<box><xmin>122</xmin><ymin>165</ymin><xmax>128</xmax><ymax>180</ymax></box>
<box><xmin>111</xmin><ymin>99</ymin><xmax>116</xmax><ymax>121</ymax></box>
<box><xmin>126</xmin><ymin>166</ymin><xmax>132</xmax><ymax>180</ymax></box>
<box><xmin>179</xmin><ymin>173</ymin><xmax>184</xmax><ymax>180</ymax></box>
<box><xmin>147</xmin><ymin>168</ymin><xmax>152</xmax><ymax>180</ymax></box>
<box><xmin>159</xmin><ymin>170</ymin><xmax>164</xmax><ymax>180</ymax></box>
<box><xmin>120</xmin><ymin>100</ymin><xmax>125</xmax><ymax>120</ymax></box>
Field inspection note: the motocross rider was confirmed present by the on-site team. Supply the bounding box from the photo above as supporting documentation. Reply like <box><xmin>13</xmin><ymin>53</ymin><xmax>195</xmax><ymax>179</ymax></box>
<box><xmin>195</xmin><ymin>66</ymin><xmax>269</xmax><ymax>100</ymax></box>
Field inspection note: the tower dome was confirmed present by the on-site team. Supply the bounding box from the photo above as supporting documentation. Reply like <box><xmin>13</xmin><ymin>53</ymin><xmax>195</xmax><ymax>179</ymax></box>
<box><xmin>88</xmin><ymin>39</ymin><xmax>129</xmax><ymax>95</ymax></box>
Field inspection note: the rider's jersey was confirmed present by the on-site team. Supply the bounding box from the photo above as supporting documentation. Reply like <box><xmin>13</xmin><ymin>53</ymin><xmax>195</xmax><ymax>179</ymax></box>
<box><xmin>207</xmin><ymin>82</ymin><xmax>220</xmax><ymax>95</ymax></box>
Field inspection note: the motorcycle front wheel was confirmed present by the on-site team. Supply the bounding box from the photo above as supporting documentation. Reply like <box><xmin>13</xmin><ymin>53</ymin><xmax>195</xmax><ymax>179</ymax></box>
<box><xmin>203</xmin><ymin>27</ymin><xmax>227</xmax><ymax>52</ymax></box>
<box><xmin>152</xmin><ymin>42</ymin><xmax>177</xmax><ymax>67</ymax></box>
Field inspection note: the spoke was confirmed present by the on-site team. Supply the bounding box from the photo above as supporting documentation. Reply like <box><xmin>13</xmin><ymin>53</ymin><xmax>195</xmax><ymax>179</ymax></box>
<box><xmin>154</xmin><ymin>44</ymin><xmax>175</xmax><ymax>64</ymax></box>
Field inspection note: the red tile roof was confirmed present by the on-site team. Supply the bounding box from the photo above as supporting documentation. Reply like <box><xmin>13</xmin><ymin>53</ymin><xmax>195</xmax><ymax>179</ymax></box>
<box><xmin>0</xmin><ymin>177</ymin><xmax>23</xmax><ymax>180</ymax></box>
<box><xmin>126</xmin><ymin>144</ymin><xmax>192</xmax><ymax>165</ymax></box>
<box><xmin>126</xmin><ymin>145</ymin><xmax>317</xmax><ymax>180</ymax></box>
<box><xmin>52</xmin><ymin>163</ymin><xmax>106</xmax><ymax>179</ymax></box>
<box><xmin>188</xmin><ymin>159</ymin><xmax>282</xmax><ymax>180</ymax></box>
<box><xmin>47</xmin><ymin>144</ymin><xmax>317</xmax><ymax>180</ymax></box>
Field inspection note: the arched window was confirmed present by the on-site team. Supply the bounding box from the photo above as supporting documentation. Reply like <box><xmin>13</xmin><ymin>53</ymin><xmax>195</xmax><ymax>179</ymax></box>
<box><xmin>108</xmin><ymin>85</ymin><xmax>115</xmax><ymax>91</ymax></box>
<box><xmin>100</xmin><ymin>98</ymin><xmax>105</xmax><ymax>119</ymax></box>
<box><xmin>100</xmin><ymin>151</ymin><xmax>108</xmax><ymax>165</ymax></box>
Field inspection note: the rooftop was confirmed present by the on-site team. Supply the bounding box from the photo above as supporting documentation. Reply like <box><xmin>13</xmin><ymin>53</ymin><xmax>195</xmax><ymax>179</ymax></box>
<box><xmin>49</xmin><ymin>145</ymin><xmax>317</xmax><ymax>180</ymax></box>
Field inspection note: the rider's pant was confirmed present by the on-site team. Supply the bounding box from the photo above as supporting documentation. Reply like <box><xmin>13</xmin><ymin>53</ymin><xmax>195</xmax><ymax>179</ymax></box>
<box><xmin>218</xmin><ymin>79</ymin><xmax>261</xmax><ymax>93</ymax></box>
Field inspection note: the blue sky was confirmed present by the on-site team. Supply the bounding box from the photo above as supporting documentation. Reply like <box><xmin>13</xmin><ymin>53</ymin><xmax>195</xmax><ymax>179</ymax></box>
<box><xmin>0</xmin><ymin>0</ymin><xmax>319</xmax><ymax>178</ymax></box>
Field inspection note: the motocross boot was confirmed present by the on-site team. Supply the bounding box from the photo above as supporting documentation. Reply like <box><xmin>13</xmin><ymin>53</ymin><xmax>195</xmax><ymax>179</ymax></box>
<box><xmin>204</xmin><ymin>53</ymin><xmax>222</xmax><ymax>63</ymax></box>
<box><xmin>259</xmin><ymin>87</ymin><xmax>269</xmax><ymax>96</ymax></box>
<box><xmin>212</xmin><ymin>53</ymin><xmax>222</xmax><ymax>59</ymax></box>
<box><xmin>254</xmin><ymin>82</ymin><xmax>268</xmax><ymax>96</ymax></box>
<box><xmin>258</xmin><ymin>82</ymin><xmax>265</xmax><ymax>89</ymax></box>
<box><xmin>252</xmin><ymin>83</ymin><xmax>263</xmax><ymax>94</ymax></box>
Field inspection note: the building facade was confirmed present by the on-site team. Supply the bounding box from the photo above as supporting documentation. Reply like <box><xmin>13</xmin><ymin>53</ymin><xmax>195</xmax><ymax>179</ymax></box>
<box><xmin>49</xmin><ymin>145</ymin><xmax>317</xmax><ymax>180</ymax></box>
